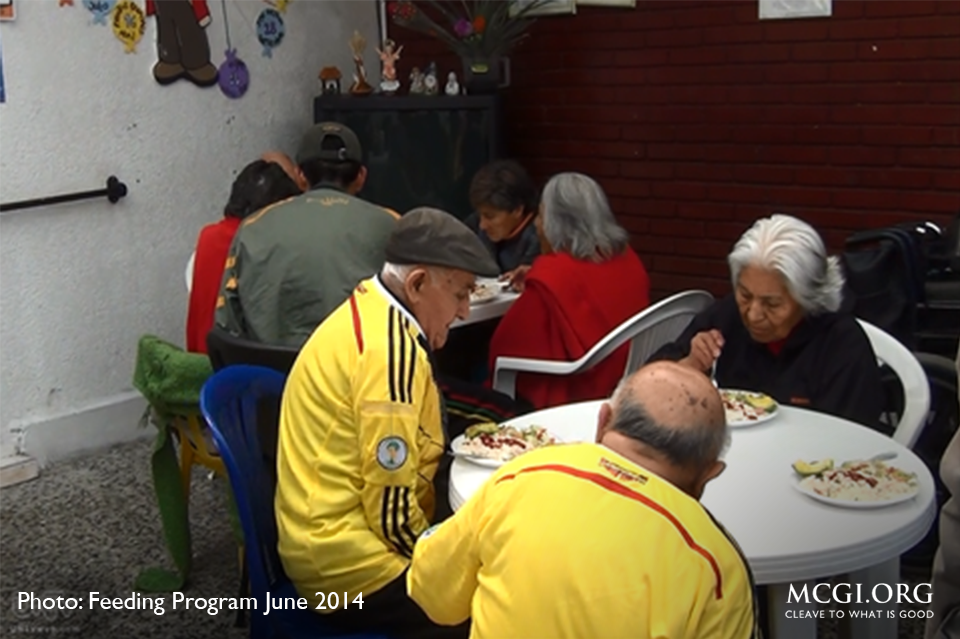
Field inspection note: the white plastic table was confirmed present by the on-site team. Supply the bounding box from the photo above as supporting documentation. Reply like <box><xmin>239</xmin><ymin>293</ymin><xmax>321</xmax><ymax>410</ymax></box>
<box><xmin>453</xmin><ymin>278</ymin><xmax>519</xmax><ymax>328</ymax></box>
<box><xmin>449</xmin><ymin>401</ymin><xmax>937</xmax><ymax>639</ymax></box>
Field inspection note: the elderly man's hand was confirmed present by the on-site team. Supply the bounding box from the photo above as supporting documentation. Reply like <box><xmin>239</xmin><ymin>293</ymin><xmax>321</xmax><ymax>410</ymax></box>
<box><xmin>499</xmin><ymin>265</ymin><xmax>532</xmax><ymax>293</ymax></box>
<box><xmin>680</xmin><ymin>329</ymin><xmax>724</xmax><ymax>374</ymax></box>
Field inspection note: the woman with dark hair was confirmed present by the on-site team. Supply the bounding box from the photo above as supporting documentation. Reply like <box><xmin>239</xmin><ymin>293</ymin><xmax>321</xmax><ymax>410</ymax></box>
<box><xmin>465</xmin><ymin>159</ymin><xmax>541</xmax><ymax>288</ymax></box>
<box><xmin>185</xmin><ymin>159</ymin><xmax>301</xmax><ymax>353</ymax></box>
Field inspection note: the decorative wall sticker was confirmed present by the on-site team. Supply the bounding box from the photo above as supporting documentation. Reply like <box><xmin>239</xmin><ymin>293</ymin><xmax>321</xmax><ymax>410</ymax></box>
<box><xmin>256</xmin><ymin>8</ymin><xmax>284</xmax><ymax>58</ymax></box>
<box><xmin>216</xmin><ymin>0</ymin><xmax>248</xmax><ymax>99</ymax></box>
<box><xmin>0</xmin><ymin>0</ymin><xmax>14</xmax><ymax>22</ymax></box>
<box><xmin>264</xmin><ymin>0</ymin><xmax>288</xmax><ymax>13</ymax></box>
<box><xmin>146</xmin><ymin>0</ymin><xmax>209</xmax><ymax>26</ymax></box>
<box><xmin>59</xmin><ymin>0</ymin><xmax>74</xmax><ymax>7</ymax></box>
<box><xmin>112</xmin><ymin>0</ymin><xmax>145</xmax><ymax>53</ymax></box>
<box><xmin>83</xmin><ymin>0</ymin><xmax>115</xmax><ymax>25</ymax></box>
<box><xmin>146</xmin><ymin>0</ymin><xmax>218</xmax><ymax>87</ymax></box>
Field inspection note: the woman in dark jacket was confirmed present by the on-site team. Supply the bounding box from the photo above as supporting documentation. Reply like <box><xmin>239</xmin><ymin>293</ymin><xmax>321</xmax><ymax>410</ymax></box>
<box><xmin>650</xmin><ymin>213</ymin><xmax>882</xmax><ymax>428</ymax></box>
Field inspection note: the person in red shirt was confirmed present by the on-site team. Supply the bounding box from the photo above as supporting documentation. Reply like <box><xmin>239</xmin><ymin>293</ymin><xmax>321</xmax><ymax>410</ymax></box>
<box><xmin>185</xmin><ymin>158</ymin><xmax>301</xmax><ymax>353</ymax></box>
<box><xmin>488</xmin><ymin>172</ymin><xmax>651</xmax><ymax>409</ymax></box>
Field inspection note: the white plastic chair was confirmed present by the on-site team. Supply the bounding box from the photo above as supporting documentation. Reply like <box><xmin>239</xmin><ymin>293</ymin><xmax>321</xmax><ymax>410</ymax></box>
<box><xmin>492</xmin><ymin>290</ymin><xmax>715</xmax><ymax>399</ymax></box>
<box><xmin>856</xmin><ymin>319</ymin><xmax>930</xmax><ymax>449</ymax></box>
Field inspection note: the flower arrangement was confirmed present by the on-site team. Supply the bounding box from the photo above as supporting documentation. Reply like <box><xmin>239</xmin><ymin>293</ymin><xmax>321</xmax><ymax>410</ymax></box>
<box><xmin>388</xmin><ymin>0</ymin><xmax>548</xmax><ymax>61</ymax></box>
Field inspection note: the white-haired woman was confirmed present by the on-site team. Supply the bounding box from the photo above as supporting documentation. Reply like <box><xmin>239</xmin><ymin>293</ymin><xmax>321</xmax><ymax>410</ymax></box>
<box><xmin>651</xmin><ymin>214</ymin><xmax>882</xmax><ymax>427</ymax></box>
<box><xmin>488</xmin><ymin>172</ymin><xmax>651</xmax><ymax>409</ymax></box>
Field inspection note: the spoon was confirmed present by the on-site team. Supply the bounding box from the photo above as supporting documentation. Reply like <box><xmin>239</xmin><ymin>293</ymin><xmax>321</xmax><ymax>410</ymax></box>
<box><xmin>869</xmin><ymin>451</ymin><xmax>898</xmax><ymax>462</ymax></box>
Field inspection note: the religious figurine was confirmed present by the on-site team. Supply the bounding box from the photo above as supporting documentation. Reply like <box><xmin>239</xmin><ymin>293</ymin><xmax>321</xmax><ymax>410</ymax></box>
<box><xmin>376</xmin><ymin>38</ymin><xmax>403</xmax><ymax>94</ymax></box>
<box><xmin>319</xmin><ymin>66</ymin><xmax>342</xmax><ymax>96</ymax></box>
<box><xmin>444</xmin><ymin>71</ymin><xmax>460</xmax><ymax>96</ymax></box>
<box><xmin>408</xmin><ymin>67</ymin><xmax>425</xmax><ymax>95</ymax></box>
<box><xmin>348</xmin><ymin>30</ymin><xmax>374</xmax><ymax>96</ymax></box>
<box><xmin>423</xmin><ymin>62</ymin><xmax>439</xmax><ymax>96</ymax></box>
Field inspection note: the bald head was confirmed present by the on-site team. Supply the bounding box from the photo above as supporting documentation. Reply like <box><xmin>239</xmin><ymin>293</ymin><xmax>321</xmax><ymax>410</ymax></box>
<box><xmin>620</xmin><ymin>361</ymin><xmax>725</xmax><ymax>434</ymax></box>
<box><xmin>597</xmin><ymin>362</ymin><xmax>728</xmax><ymax>497</ymax></box>
<box><xmin>261</xmin><ymin>151</ymin><xmax>307</xmax><ymax>192</ymax></box>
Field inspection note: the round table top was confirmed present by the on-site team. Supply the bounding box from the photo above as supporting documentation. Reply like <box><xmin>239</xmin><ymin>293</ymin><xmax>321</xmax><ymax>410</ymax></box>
<box><xmin>449</xmin><ymin>400</ymin><xmax>937</xmax><ymax>585</ymax></box>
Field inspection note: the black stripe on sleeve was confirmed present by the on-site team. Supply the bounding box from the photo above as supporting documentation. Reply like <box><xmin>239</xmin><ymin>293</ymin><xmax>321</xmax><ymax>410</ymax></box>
<box><xmin>399</xmin><ymin>487</ymin><xmax>419</xmax><ymax>549</ymax></box>
<box><xmin>387</xmin><ymin>308</ymin><xmax>397</xmax><ymax>402</ymax></box>
<box><xmin>380</xmin><ymin>488</ymin><xmax>391</xmax><ymax>546</ymax></box>
<box><xmin>390</xmin><ymin>487</ymin><xmax>413</xmax><ymax>557</ymax></box>
<box><xmin>404</xmin><ymin>319</ymin><xmax>416</xmax><ymax>403</ymax></box>
<box><xmin>397</xmin><ymin>312</ymin><xmax>407</xmax><ymax>403</ymax></box>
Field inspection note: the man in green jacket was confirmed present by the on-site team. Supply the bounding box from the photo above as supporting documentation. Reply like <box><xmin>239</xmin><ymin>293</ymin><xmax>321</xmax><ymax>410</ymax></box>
<box><xmin>216</xmin><ymin>122</ymin><xmax>399</xmax><ymax>348</ymax></box>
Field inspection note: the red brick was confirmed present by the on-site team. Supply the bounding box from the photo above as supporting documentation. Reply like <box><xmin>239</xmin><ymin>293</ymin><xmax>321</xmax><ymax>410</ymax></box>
<box><xmin>668</xmin><ymin>47</ymin><xmax>729</xmax><ymax>66</ymax></box>
<box><xmin>603</xmin><ymin>179</ymin><xmax>652</xmax><ymax>199</ymax></box>
<box><xmin>643</xmin><ymin>199</ymin><xmax>680</xmax><ymax>218</ymax></box>
<box><xmin>562</xmin><ymin>51</ymin><xmax>616</xmax><ymax>68</ymax></box>
<box><xmin>613</xmin><ymin>49</ymin><xmax>669</xmax><ymax>67</ymax></box>
<box><xmin>899</xmin><ymin>105</ymin><xmax>960</xmax><ymax>126</ymax></box>
<box><xmin>761</xmin><ymin>146</ymin><xmax>829</xmax><ymax>164</ymax></box>
<box><xmin>934</xmin><ymin>172</ymin><xmax>960</xmax><ymax>190</ymax></box>
<box><xmin>731</xmin><ymin>126</ymin><xmax>797</xmax><ymax>144</ymax></box>
<box><xmin>620</xmin><ymin>162</ymin><xmax>674</xmax><ymax>179</ymax></box>
<box><xmin>864</xmin><ymin>0</ymin><xmax>938</xmax><ymax>17</ymax></box>
<box><xmin>709</xmin><ymin>184</ymin><xmax>771</xmax><ymax>204</ymax></box>
<box><xmin>618</xmin><ymin>213</ymin><xmax>650</xmax><ymax>234</ymax></box>
<box><xmin>929</xmin><ymin>86</ymin><xmax>960</xmax><ymax>103</ymax></box>
<box><xmin>900</xmin><ymin>16</ymin><xmax>960</xmax><ymax>38</ymax></box>
<box><xmin>671</xmin><ymin>4</ymin><xmax>738</xmax><ymax>28</ymax></box>
<box><xmin>703</xmin><ymin>144</ymin><xmax>766</xmax><ymax>163</ymax></box>
<box><xmin>735</xmin><ymin>204</ymin><xmax>772</xmax><ymax>223</ymax></box>
<box><xmin>763</xmin><ymin>106</ymin><xmax>832</xmax><ymax>125</ymax></box>
<box><xmin>677</xmin><ymin>202</ymin><xmax>737</xmax><ymax>221</ymax></box>
<box><xmin>616</xmin><ymin>86</ymin><xmax>668</xmax><ymax>105</ymax></box>
<box><xmin>858</xmin><ymin>84</ymin><xmax>929</xmax><ymax>104</ymax></box>
<box><xmin>711</xmin><ymin>106</ymin><xmax>769</xmax><ymax>124</ymax></box>
<box><xmin>734</xmin><ymin>164</ymin><xmax>796</xmax><ymax>185</ymax></box>
<box><xmin>654</xmin><ymin>274</ymin><xmax>727</xmax><ymax>298</ymax></box>
<box><xmin>727</xmin><ymin>85</ymin><xmax>786</xmax><ymax>104</ymax></box>
<box><xmin>590</xmin><ymin>68</ymin><xmax>646</xmax><ymax>86</ymax></box>
<box><xmin>767</xmin><ymin>65</ymin><xmax>829</xmax><ymax>83</ymax></box>
<box><xmin>622</xmin><ymin>125</ymin><xmax>675</xmax><ymax>142</ymax></box>
<box><xmin>791</xmin><ymin>85</ymin><xmax>860</xmax><ymax>104</ymax></box>
<box><xmin>829</xmin><ymin>147</ymin><xmax>897</xmax><ymax>166</ymax></box>
<box><xmin>674</xmin><ymin>125</ymin><xmax>730</xmax><ymax>143</ymax></box>
<box><xmin>647</xmin><ymin>144</ymin><xmax>706</xmax><ymax>161</ymax></box>
<box><xmin>631</xmin><ymin>234</ymin><xmax>675</xmax><ymax>255</ymax></box>
<box><xmin>704</xmin><ymin>220</ymin><xmax>752</xmax><ymax>241</ymax></box>
<box><xmin>828</xmin><ymin>19</ymin><xmax>900</xmax><ymax>40</ymax></box>
<box><xmin>795</xmin><ymin>125</ymin><xmax>861</xmax><ymax>145</ymax></box>
<box><xmin>930</xmin><ymin>38</ymin><xmax>960</xmax><ymax>59</ymax></box>
<box><xmin>655</xmin><ymin>256</ymin><xmax>718</xmax><ymax>276</ymax></box>
<box><xmin>640</xmin><ymin>106</ymin><xmax>706</xmax><ymax>124</ymax></box>
<box><xmin>792</xmin><ymin>41</ymin><xmax>859</xmax><ymax>61</ymax></box>
<box><xmin>567</xmin><ymin>141</ymin><xmax>643</xmax><ymax>160</ymax></box>
<box><xmin>703</xmin><ymin>25</ymin><xmax>765</xmax><ymax>45</ymax></box>
<box><xmin>652</xmin><ymin>182</ymin><xmax>709</xmax><ymax>201</ymax></box>
<box><xmin>652</xmin><ymin>219</ymin><xmax>702</xmax><ymax>238</ymax></box>
<box><xmin>833</xmin><ymin>189</ymin><xmax>905</xmax><ymax>211</ymax></box>
<box><xmin>646</xmin><ymin>28</ymin><xmax>703</xmax><ymax>48</ymax></box>
<box><xmin>764</xmin><ymin>21</ymin><xmax>830</xmax><ymax>42</ymax></box>
<box><xmin>830</xmin><ymin>105</ymin><xmax>901</xmax><ymax>125</ymax></box>
<box><xmin>941</xmin><ymin>0</ymin><xmax>960</xmax><ymax>13</ymax></box>
<box><xmin>902</xmin><ymin>191</ymin><xmax>960</xmax><ymax>213</ymax></box>
<box><xmin>675</xmin><ymin>163</ymin><xmax>736</xmax><ymax>183</ymax></box>
<box><xmin>856</xmin><ymin>169</ymin><xmax>933</xmax><ymax>190</ymax></box>
<box><xmin>795</xmin><ymin>167</ymin><xmax>859</xmax><ymax>187</ymax></box>
<box><xmin>858</xmin><ymin>40</ymin><xmax>931</xmax><ymax>61</ymax></box>
<box><xmin>861</xmin><ymin>126</ymin><xmax>933</xmax><ymax>146</ymax></box>
<box><xmin>901</xmin><ymin>147</ymin><xmax>960</xmax><ymax>168</ymax></box>
<box><xmin>673</xmin><ymin>238</ymin><xmax>733</xmax><ymax>259</ymax></box>
<box><xmin>769</xmin><ymin>187</ymin><xmax>833</xmax><ymax>208</ymax></box>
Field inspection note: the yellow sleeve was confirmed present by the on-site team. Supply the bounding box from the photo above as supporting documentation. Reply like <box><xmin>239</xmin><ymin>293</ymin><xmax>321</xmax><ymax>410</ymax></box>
<box><xmin>354</xmin><ymin>329</ymin><xmax>432</xmax><ymax>559</ymax></box>
<box><xmin>406</xmin><ymin>480</ymin><xmax>483</xmax><ymax>625</ymax></box>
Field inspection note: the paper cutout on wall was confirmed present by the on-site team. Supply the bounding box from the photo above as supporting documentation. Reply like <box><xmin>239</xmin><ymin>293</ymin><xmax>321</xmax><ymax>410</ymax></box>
<box><xmin>256</xmin><ymin>8</ymin><xmax>284</xmax><ymax>58</ymax></box>
<box><xmin>146</xmin><ymin>0</ymin><xmax>209</xmax><ymax>26</ymax></box>
<box><xmin>112</xmin><ymin>0</ymin><xmax>145</xmax><ymax>53</ymax></box>
<box><xmin>218</xmin><ymin>49</ymin><xmax>249</xmax><ymax>99</ymax></box>
<box><xmin>83</xmin><ymin>0</ymin><xmax>115</xmax><ymax>25</ymax></box>
<box><xmin>147</xmin><ymin>0</ymin><xmax>218</xmax><ymax>87</ymax></box>
<box><xmin>264</xmin><ymin>0</ymin><xmax>289</xmax><ymax>13</ymax></box>
<box><xmin>59</xmin><ymin>0</ymin><xmax>74</xmax><ymax>6</ymax></box>
<box><xmin>0</xmin><ymin>0</ymin><xmax>15</xmax><ymax>22</ymax></box>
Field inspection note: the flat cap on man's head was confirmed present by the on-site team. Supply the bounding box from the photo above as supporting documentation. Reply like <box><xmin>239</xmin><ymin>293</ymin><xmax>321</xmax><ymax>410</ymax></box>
<box><xmin>296</xmin><ymin>121</ymin><xmax>363</xmax><ymax>165</ymax></box>
<box><xmin>385</xmin><ymin>207</ymin><xmax>500</xmax><ymax>278</ymax></box>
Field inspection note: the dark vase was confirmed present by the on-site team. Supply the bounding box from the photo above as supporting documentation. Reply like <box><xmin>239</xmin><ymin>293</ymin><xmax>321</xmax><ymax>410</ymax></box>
<box><xmin>461</xmin><ymin>56</ymin><xmax>508</xmax><ymax>94</ymax></box>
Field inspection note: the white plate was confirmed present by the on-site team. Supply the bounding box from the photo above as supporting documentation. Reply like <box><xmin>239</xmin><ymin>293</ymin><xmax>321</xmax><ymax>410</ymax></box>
<box><xmin>450</xmin><ymin>430</ymin><xmax>561</xmax><ymax>468</ymax></box>
<box><xmin>720</xmin><ymin>389</ymin><xmax>779</xmax><ymax>428</ymax></box>
<box><xmin>792</xmin><ymin>475</ymin><xmax>919</xmax><ymax>509</ymax></box>
<box><xmin>470</xmin><ymin>282</ymin><xmax>502</xmax><ymax>305</ymax></box>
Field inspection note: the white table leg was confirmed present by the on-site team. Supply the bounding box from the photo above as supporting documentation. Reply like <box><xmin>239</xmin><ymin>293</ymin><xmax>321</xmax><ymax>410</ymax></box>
<box><xmin>769</xmin><ymin>582</ymin><xmax>818</xmax><ymax>639</ymax></box>
<box><xmin>847</xmin><ymin>559</ymin><xmax>899</xmax><ymax>639</ymax></box>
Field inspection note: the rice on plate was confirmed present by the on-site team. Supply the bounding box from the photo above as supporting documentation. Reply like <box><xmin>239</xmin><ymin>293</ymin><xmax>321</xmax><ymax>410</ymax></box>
<box><xmin>797</xmin><ymin>459</ymin><xmax>918</xmax><ymax>503</ymax></box>
<box><xmin>456</xmin><ymin>423</ymin><xmax>559</xmax><ymax>463</ymax></box>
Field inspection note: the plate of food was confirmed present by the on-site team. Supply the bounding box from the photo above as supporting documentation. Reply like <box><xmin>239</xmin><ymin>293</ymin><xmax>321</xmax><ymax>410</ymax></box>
<box><xmin>470</xmin><ymin>280</ymin><xmax>502</xmax><ymax>304</ymax></box>
<box><xmin>451</xmin><ymin>422</ymin><xmax>561</xmax><ymax>468</ymax></box>
<box><xmin>791</xmin><ymin>458</ymin><xmax>919</xmax><ymax>508</ymax></box>
<box><xmin>720</xmin><ymin>389</ymin><xmax>779</xmax><ymax>427</ymax></box>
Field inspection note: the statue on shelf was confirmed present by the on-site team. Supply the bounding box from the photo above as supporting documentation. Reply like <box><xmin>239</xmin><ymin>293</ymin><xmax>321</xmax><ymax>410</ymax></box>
<box><xmin>445</xmin><ymin>71</ymin><xmax>460</xmax><ymax>96</ymax></box>
<box><xmin>376</xmin><ymin>38</ymin><xmax>403</xmax><ymax>95</ymax></box>
<box><xmin>348</xmin><ymin>30</ymin><xmax>373</xmax><ymax>96</ymax></box>
<box><xmin>423</xmin><ymin>61</ymin><xmax>439</xmax><ymax>96</ymax></box>
<box><xmin>409</xmin><ymin>67</ymin><xmax>425</xmax><ymax>95</ymax></box>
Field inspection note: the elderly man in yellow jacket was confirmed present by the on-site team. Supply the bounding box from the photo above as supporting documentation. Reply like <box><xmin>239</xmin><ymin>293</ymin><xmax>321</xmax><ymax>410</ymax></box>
<box><xmin>408</xmin><ymin>361</ymin><xmax>760</xmax><ymax>639</ymax></box>
<box><xmin>274</xmin><ymin>207</ymin><xmax>498</xmax><ymax>639</ymax></box>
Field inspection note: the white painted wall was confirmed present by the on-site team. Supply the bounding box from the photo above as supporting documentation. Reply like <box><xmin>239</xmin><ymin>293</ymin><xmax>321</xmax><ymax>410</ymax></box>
<box><xmin>0</xmin><ymin>0</ymin><xmax>379</xmax><ymax>463</ymax></box>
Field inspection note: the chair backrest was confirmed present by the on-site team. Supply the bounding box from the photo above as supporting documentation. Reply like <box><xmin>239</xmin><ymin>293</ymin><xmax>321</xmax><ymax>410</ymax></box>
<box><xmin>207</xmin><ymin>326</ymin><xmax>300</xmax><ymax>374</ymax></box>
<box><xmin>575</xmin><ymin>289</ymin><xmax>716</xmax><ymax>376</ymax></box>
<box><xmin>200</xmin><ymin>365</ymin><xmax>287</xmax><ymax>633</ymax></box>
<box><xmin>856</xmin><ymin>319</ymin><xmax>931</xmax><ymax>449</ymax></box>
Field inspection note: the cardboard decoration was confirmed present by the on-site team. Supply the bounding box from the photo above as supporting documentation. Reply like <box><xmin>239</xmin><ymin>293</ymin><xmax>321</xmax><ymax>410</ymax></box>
<box><xmin>82</xmin><ymin>0</ymin><xmax>115</xmax><ymax>25</ymax></box>
<box><xmin>146</xmin><ymin>0</ymin><xmax>218</xmax><ymax>87</ymax></box>
<box><xmin>216</xmin><ymin>0</ymin><xmax>248</xmax><ymax>99</ymax></box>
<box><xmin>112</xmin><ymin>0</ymin><xmax>145</xmax><ymax>53</ymax></box>
<box><xmin>256</xmin><ymin>8</ymin><xmax>284</xmax><ymax>58</ymax></box>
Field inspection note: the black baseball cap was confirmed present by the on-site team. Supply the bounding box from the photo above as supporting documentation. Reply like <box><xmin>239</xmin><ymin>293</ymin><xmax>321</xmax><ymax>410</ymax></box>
<box><xmin>296</xmin><ymin>121</ymin><xmax>363</xmax><ymax>164</ymax></box>
<box><xmin>385</xmin><ymin>207</ymin><xmax>500</xmax><ymax>277</ymax></box>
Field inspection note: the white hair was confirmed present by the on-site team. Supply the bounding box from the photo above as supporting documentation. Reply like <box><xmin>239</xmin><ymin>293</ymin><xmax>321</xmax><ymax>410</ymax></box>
<box><xmin>727</xmin><ymin>214</ymin><xmax>844</xmax><ymax>314</ymax></box>
<box><xmin>380</xmin><ymin>262</ymin><xmax>450</xmax><ymax>288</ymax></box>
<box><xmin>540</xmin><ymin>172</ymin><xmax>629</xmax><ymax>261</ymax></box>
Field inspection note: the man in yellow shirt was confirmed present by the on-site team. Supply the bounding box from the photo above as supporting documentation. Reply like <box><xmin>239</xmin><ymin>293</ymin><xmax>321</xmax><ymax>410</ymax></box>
<box><xmin>275</xmin><ymin>207</ymin><xmax>499</xmax><ymax>639</ymax></box>
<box><xmin>408</xmin><ymin>361</ymin><xmax>761</xmax><ymax>639</ymax></box>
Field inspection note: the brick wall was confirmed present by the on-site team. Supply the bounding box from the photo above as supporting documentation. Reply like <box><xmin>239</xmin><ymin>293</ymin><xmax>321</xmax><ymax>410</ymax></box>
<box><xmin>390</xmin><ymin>0</ymin><xmax>960</xmax><ymax>299</ymax></box>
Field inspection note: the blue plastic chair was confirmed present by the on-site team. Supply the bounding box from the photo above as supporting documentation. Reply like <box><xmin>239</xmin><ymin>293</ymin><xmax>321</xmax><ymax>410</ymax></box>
<box><xmin>200</xmin><ymin>365</ymin><xmax>387</xmax><ymax>639</ymax></box>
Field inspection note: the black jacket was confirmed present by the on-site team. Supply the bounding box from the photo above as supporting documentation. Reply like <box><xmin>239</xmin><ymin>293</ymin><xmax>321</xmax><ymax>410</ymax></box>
<box><xmin>649</xmin><ymin>294</ymin><xmax>883</xmax><ymax>428</ymax></box>
<box><xmin>464</xmin><ymin>213</ymin><xmax>540</xmax><ymax>274</ymax></box>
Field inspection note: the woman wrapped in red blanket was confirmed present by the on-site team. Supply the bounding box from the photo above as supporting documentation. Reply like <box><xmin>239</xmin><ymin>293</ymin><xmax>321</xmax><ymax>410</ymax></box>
<box><xmin>488</xmin><ymin>173</ymin><xmax>650</xmax><ymax>409</ymax></box>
